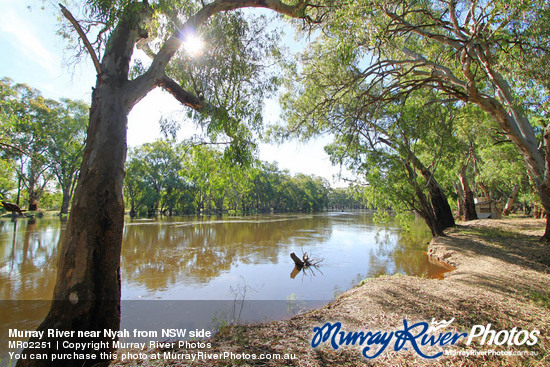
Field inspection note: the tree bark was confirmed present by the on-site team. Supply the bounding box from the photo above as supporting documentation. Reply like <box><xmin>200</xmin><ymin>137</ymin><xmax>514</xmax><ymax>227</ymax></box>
<box><xmin>59</xmin><ymin>171</ymin><xmax>78</xmax><ymax>215</ymax></box>
<box><xmin>404</xmin><ymin>161</ymin><xmax>444</xmax><ymax>237</ymax></box>
<box><xmin>453</xmin><ymin>182</ymin><xmax>465</xmax><ymax>218</ymax></box>
<box><xmin>27</xmin><ymin>176</ymin><xmax>39</xmax><ymax>211</ymax></box>
<box><xmin>59</xmin><ymin>189</ymin><xmax>71</xmax><ymax>215</ymax></box>
<box><xmin>290</xmin><ymin>252</ymin><xmax>305</xmax><ymax>268</ymax></box>
<box><xmin>414</xmin><ymin>163</ymin><xmax>455</xmax><ymax>229</ymax></box>
<box><xmin>382</xmin><ymin>138</ymin><xmax>455</xmax><ymax>232</ymax></box>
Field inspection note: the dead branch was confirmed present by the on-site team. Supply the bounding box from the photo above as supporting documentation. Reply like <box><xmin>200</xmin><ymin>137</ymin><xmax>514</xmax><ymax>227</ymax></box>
<box><xmin>59</xmin><ymin>3</ymin><xmax>102</xmax><ymax>75</ymax></box>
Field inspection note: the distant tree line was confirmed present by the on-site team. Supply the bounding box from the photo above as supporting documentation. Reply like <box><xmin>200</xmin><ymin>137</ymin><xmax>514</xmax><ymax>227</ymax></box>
<box><xmin>0</xmin><ymin>78</ymin><xmax>365</xmax><ymax>217</ymax></box>
<box><xmin>124</xmin><ymin>140</ymin><xmax>364</xmax><ymax>216</ymax></box>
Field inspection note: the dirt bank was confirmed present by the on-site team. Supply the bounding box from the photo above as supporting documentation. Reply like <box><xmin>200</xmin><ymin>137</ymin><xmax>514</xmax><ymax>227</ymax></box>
<box><xmin>111</xmin><ymin>218</ymin><xmax>550</xmax><ymax>366</ymax></box>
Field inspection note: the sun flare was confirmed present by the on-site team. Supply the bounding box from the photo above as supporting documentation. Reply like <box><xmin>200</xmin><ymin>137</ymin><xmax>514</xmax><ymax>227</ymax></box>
<box><xmin>183</xmin><ymin>33</ymin><xmax>204</xmax><ymax>57</ymax></box>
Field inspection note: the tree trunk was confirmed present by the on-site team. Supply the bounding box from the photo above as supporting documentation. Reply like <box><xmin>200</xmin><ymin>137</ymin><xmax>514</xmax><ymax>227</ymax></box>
<box><xmin>478</xmin><ymin>182</ymin><xmax>492</xmax><ymax>201</ymax></box>
<box><xmin>537</xmin><ymin>183</ymin><xmax>550</xmax><ymax>239</ymax></box>
<box><xmin>18</xmin><ymin>82</ymin><xmax>128</xmax><ymax>367</ymax></box>
<box><xmin>407</xmin><ymin>149</ymin><xmax>455</xmax><ymax>230</ymax></box>
<box><xmin>27</xmin><ymin>176</ymin><xmax>39</xmax><ymax>211</ymax></box>
<box><xmin>59</xmin><ymin>172</ymin><xmax>78</xmax><ymax>215</ymax></box>
<box><xmin>59</xmin><ymin>189</ymin><xmax>71</xmax><ymax>215</ymax></box>
<box><xmin>453</xmin><ymin>182</ymin><xmax>465</xmax><ymax>218</ymax></box>
<box><xmin>16</xmin><ymin>174</ymin><xmax>22</xmax><ymax>206</ymax></box>
<box><xmin>459</xmin><ymin>167</ymin><xmax>478</xmax><ymax>221</ymax></box>
<box><xmin>422</xmin><ymin>171</ymin><xmax>455</xmax><ymax>229</ymax></box>
<box><xmin>502</xmin><ymin>185</ymin><xmax>520</xmax><ymax>216</ymax></box>
<box><xmin>16</xmin><ymin>3</ymin><xmax>144</xmax><ymax>361</ymax></box>
<box><xmin>404</xmin><ymin>161</ymin><xmax>444</xmax><ymax>237</ymax></box>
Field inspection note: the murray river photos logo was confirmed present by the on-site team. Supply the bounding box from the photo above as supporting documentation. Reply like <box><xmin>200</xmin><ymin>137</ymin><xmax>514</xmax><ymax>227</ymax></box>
<box><xmin>310</xmin><ymin>318</ymin><xmax>540</xmax><ymax>359</ymax></box>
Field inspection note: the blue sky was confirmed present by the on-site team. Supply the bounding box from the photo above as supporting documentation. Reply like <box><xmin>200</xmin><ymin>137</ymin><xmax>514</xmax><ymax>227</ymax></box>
<box><xmin>0</xmin><ymin>0</ymin><xmax>348</xmax><ymax>186</ymax></box>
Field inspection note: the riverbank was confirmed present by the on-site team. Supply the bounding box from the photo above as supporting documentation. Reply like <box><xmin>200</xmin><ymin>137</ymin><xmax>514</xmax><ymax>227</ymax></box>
<box><xmin>111</xmin><ymin>217</ymin><xmax>550</xmax><ymax>366</ymax></box>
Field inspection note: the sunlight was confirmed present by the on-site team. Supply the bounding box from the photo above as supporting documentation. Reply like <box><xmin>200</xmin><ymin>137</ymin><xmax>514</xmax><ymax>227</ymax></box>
<box><xmin>183</xmin><ymin>33</ymin><xmax>204</xmax><ymax>57</ymax></box>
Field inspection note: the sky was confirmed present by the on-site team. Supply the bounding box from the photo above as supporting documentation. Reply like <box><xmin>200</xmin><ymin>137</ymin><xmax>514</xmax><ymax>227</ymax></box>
<box><xmin>0</xmin><ymin>0</ymin><xmax>349</xmax><ymax>187</ymax></box>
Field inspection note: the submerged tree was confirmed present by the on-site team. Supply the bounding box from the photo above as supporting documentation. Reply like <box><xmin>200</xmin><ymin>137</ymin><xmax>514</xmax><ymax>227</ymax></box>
<box><xmin>18</xmin><ymin>1</ymin><xmax>320</xmax><ymax>366</ymax></box>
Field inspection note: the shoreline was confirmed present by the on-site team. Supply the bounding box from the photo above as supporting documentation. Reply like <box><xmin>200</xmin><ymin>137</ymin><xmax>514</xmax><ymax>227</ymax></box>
<box><xmin>111</xmin><ymin>217</ymin><xmax>550</xmax><ymax>366</ymax></box>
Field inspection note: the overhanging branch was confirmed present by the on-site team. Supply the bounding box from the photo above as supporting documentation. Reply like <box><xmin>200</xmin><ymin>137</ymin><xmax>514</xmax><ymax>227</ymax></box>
<box><xmin>156</xmin><ymin>75</ymin><xmax>205</xmax><ymax>111</ymax></box>
<box><xmin>156</xmin><ymin>75</ymin><xmax>241</xmax><ymax>142</ymax></box>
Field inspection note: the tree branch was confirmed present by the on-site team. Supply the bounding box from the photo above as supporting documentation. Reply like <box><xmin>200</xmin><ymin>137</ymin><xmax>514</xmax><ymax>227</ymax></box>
<box><xmin>59</xmin><ymin>3</ymin><xmax>102</xmax><ymax>75</ymax></box>
<box><xmin>156</xmin><ymin>75</ymin><xmax>242</xmax><ymax>143</ymax></box>
<box><xmin>401</xmin><ymin>47</ymin><xmax>468</xmax><ymax>89</ymax></box>
<box><xmin>156</xmin><ymin>74</ymin><xmax>206</xmax><ymax>111</ymax></box>
<box><xmin>127</xmin><ymin>0</ymin><xmax>312</xmax><ymax>105</ymax></box>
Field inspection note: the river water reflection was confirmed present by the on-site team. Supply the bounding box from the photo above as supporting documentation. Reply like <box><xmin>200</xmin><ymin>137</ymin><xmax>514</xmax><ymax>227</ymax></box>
<box><xmin>0</xmin><ymin>212</ymin><xmax>451</xmax><ymax>361</ymax></box>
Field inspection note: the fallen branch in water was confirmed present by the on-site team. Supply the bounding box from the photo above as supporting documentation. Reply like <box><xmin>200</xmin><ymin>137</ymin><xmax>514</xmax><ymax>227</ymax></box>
<box><xmin>290</xmin><ymin>252</ymin><xmax>323</xmax><ymax>278</ymax></box>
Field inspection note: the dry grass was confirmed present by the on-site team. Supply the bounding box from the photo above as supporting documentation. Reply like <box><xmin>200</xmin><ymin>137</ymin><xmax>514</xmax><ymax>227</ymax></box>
<box><xmin>111</xmin><ymin>217</ymin><xmax>550</xmax><ymax>367</ymax></box>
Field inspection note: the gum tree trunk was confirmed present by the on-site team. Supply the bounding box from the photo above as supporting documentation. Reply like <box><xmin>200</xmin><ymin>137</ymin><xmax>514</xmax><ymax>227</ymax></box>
<box><xmin>58</xmin><ymin>171</ymin><xmax>79</xmax><ymax>215</ymax></box>
<box><xmin>17</xmin><ymin>80</ymin><xmax>130</xmax><ymax>367</ymax></box>
<box><xmin>412</xmin><ymin>160</ymin><xmax>455</xmax><ymax>230</ymax></box>
<box><xmin>406</xmin><ymin>148</ymin><xmax>455</xmax><ymax>231</ymax></box>
<box><xmin>502</xmin><ymin>185</ymin><xmax>520</xmax><ymax>216</ymax></box>
<box><xmin>459</xmin><ymin>167</ymin><xmax>478</xmax><ymax>221</ymax></box>
<box><xmin>404</xmin><ymin>161</ymin><xmax>444</xmax><ymax>237</ymax></box>
<box><xmin>453</xmin><ymin>182</ymin><xmax>465</xmax><ymax>218</ymax></box>
<box><xmin>17</xmin><ymin>4</ymin><xmax>142</xmax><ymax>365</ymax></box>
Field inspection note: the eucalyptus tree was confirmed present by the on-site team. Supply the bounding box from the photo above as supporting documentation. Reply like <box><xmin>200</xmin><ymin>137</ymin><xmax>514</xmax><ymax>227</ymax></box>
<box><xmin>314</xmin><ymin>0</ymin><xmax>550</xmax><ymax>235</ymax></box>
<box><xmin>0</xmin><ymin>79</ymin><xmax>88</xmax><ymax>212</ymax></box>
<box><xmin>184</xmin><ymin>144</ymin><xmax>225</xmax><ymax>213</ymax></box>
<box><xmin>0</xmin><ymin>160</ymin><xmax>15</xmax><ymax>199</ymax></box>
<box><xmin>125</xmin><ymin>140</ymin><xmax>182</xmax><ymax>215</ymax></box>
<box><xmin>20</xmin><ymin>1</ymin><xmax>321</xmax><ymax>365</ymax></box>
<box><xmin>0</xmin><ymin>79</ymin><xmax>54</xmax><ymax>210</ymax></box>
<box><xmin>45</xmin><ymin>99</ymin><xmax>88</xmax><ymax>215</ymax></box>
<box><xmin>282</xmin><ymin>35</ymin><xmax>457</xmax><ymax>235</ymax></box>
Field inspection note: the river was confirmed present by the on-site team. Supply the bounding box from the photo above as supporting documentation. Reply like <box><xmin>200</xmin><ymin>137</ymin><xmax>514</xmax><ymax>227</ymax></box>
<box><xmin>0</xmin><ymin>211</ymin><xmax>451</xmax><ymax>362</ymax></box>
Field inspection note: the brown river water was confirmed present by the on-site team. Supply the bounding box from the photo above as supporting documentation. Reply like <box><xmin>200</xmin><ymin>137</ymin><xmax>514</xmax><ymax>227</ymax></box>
<box><xmin>0</xmin><ymin>211</ymin><xmax>452</xmax><ymax>362</ymax></box>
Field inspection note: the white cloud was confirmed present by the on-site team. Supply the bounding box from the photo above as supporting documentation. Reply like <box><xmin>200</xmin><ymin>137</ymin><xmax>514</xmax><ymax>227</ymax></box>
<box><xmin>0</xmin><ymin>6</ymin><xmax>59</xmax><ymax>75</ymax></box>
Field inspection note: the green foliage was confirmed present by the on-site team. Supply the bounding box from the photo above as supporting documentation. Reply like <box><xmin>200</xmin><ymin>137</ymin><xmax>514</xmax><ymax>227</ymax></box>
<box><xmin>124</xmin><ymin>139</ymin><xmax>333</xmax><ymax>216</ymax></box>
<box><xmin>0</xmin><ymin>159</ymin><xmax>16</xmax><ymax>199</ymax></box>
<box><xmin>279</xmin><ymin>0</ymin><xmax>546</xmax><ymax>220</ymax></box>
<box><xmin>0</xmin><ymin>78</ymin><xmax>88</xmax><ymax>210</ymax></box>
<box><xmin>164</xmin><ymin>11</ymin><xmax>283</xmax><ymax>166</ymax></box>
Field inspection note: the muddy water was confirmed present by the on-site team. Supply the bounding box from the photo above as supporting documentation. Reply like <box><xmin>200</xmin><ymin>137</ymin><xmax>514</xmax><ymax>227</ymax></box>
<box><xmin>0</xmin><ymin>212</ymin><xmax>451</xmax><ymax>360</ymax></box>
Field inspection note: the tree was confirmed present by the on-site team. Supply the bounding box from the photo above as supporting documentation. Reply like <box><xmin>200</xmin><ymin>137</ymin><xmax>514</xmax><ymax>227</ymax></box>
<box><xmin>45</xmin><ymin>99</ymin><xmax>88</xmax><ymax>215</ymax></box>
<box><xmin>314</xmin><ymin>0</ymin><xmax>550</xmax><ymax>236</ymax></box>
<box><xmin>281</xmin><ymin>38</ymin><xmax>457</xmax><ymax>235</ymax></box>
<box><xmin>19</xmin><ymin>1</ymin><xmax>318</xmax><ymax>366</ymax></box>
<box><xmin>0</xmin><ymin>79</ymin><xmax>54</xmax><ymax>210</ymax></box>
<box><xmin>125</xmin><ymin>141</ymin><xmax>180</xmax><ymax>216</ymax></box>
